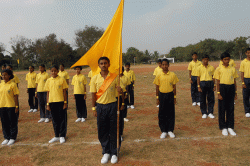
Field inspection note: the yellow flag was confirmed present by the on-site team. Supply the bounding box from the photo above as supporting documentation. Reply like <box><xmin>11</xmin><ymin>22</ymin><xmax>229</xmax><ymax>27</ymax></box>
<box><xmin>17</xmin><ymin>59</ymin><xmax>19</xmax><ymax>64</ymax></box>
<box><xmin>71</xmin><ymin>0</ymin><xmax>124</xmax><ymax>76</ymax></box>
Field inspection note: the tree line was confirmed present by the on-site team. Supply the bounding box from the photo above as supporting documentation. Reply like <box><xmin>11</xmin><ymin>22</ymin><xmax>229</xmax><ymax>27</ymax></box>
<box><xmin>0</xmin><ymin>25</ymin><xmax>249</xmax><ymax>70</ymax></box>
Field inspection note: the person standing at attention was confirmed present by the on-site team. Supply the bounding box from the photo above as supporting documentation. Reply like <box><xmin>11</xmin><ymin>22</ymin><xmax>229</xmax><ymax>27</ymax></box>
<box><xmin>188</xmin><ymin>52</ymin><xmax>202</xmax><ymax>106</ymax></box>
<box><xmin>239</xmin><ymin>48</ymin><xmax>250</xmax><ymax>118</ymax></box>
<box><xmin>36</xmin><ymin>64</ymin><xmax>51</xmax><ymax>123</ymax></box>
<box><xmin>0</xmin><ymin>69</ymin><xmax>19</xmax><ymax>145</ymax></box>
<box><xmin>154</xmin><ymin>59</ymin><xmax>179</xmax><ymax>139</ymax></box>
<box><xmin>71</xmin><ymin>66</ymin><xmax>88</xmax><ymax>123</ymax></box>
<box><xmin>197</xmin><ymin>55</ymin><xmax>216</xmax><ymax>119</ymax></box>
<box><xmin>124</xmin><ymin>62</ymin><xmax>136</xmax><ymax>109</ymax></box>
<box><xmin>214</xmin><ymin>52</ymin><xmax>238</xmax><ymax>136</ymax></box>
<box><xmin>26</xmin><ymin>66</ymin><xmax>38</xmax><ymax>113</ymax></box>
<box><xmin>45</xmin><ymin>65</ymin><xmax>68</xmax><ymax>144</ymax></box>
<box><xmin>90</xmin><ymin>57</ymin><xmax>122</xmax><ymax>164</ymax></box>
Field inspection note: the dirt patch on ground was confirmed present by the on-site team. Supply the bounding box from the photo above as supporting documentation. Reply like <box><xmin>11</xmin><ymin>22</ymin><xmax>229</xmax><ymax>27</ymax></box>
<box><xmin>176</xmin><ymin>125</ymin><xmax>198</xmax><ymax>135</ymax></box>
<box><xmin>0</xmin><ymin>156</ymin><xmax>33</xmax><ymax>166</ymax></box>
<box><xmin>196</xmin><ymin>161</ymin><xmax>221</xmax><ymax>166</ymax></box>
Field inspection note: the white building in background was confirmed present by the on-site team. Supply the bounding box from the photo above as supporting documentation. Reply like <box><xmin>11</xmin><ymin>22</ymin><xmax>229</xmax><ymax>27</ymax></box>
<box><xmin>160</xmin><ymin>56</ymin><xmax>175</xmax><ymax>63</ymax></box>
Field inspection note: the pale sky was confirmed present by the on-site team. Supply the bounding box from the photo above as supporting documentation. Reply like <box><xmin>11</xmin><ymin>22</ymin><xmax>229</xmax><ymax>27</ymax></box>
<box><xmin>0</xmin><ymin>0</ymin><xmax>250</xmax><ymax>55</ymax></box>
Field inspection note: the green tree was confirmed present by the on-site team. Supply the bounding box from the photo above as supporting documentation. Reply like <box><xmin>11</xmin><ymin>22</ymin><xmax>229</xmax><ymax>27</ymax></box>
<box><xmin>233</xmin><ymin>36</ymin><xmax>249</xmax><ymax>60</ymax></box>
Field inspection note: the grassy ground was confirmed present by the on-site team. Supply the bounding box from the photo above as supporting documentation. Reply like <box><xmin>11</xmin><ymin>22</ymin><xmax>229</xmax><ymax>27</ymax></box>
<box><xmin>0</xmin><ymin>61</ymin><xmax>250</xmax><ymax>166</ymax></box>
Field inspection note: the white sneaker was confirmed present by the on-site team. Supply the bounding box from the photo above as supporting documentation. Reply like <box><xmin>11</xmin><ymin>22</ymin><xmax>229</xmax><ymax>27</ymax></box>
<box><xmin>7</xmin><ymin>139</ymin><xmax>15</xmax><ymax>145</ymax></box>
<box><xmin>228</xmin><ymin>128</ymin><xmax>236</xmax><ymax>136</ymax></box>
<box><xmin>202</xmin><ymin>114</ymin><xmax>207</xmax><ymax>119</ymax></box>
<box><xmin>121</xmin><ymin>136</ymin><xmax>123</xmax><ymax>142</ymax></box>
<box><xmin>197</xmin><ymin>102</ymin><xmax>200</xmax><ymax>106</ymax></box>
<box><xmin>222</xmin><ymin>129</ymin><xmax>228</xmax><ymax>136</ymax></box>
<box><xmin>168</xmin><ymin>131</ymin><xmax>175</xmax><ymax>138</ymax></box>
<box><xmin>101</xmin><ymin>153</ymin><xmax>110</xmax><ymax>164</ymax></box>
<box><xmin>48</xmin><ymin>137</ymin><xmax>60</xmax><ymax>143</ymax></box>
<box><xmin>124</xmin><ymin>118</ymin><xmax>129</xmax><ymax>122</ymax></box>
<box><xmin>81</xmin><ymin>118</ymin><xmax>86</xmax><ymax>122</ymax></box>
<box><xmin>60</xmin><ymin>137</ymin><xmax>65</xmax><ymax>143</ymax></box>
<box><xmin>130</xmin><ymin>105</ymin><xmax>135</xmax><ymax>109</ymax></box>
<box><xmin>111</xmin><ymin>155</ymin><xmax>118</xmax><ymax>164</ymax></box>
<box><xmin>127</xmin><ymin>105</ymin><xmax>130</xmax><ymax>109</ymax></box>
<box><xmin>1</xmin><ymin>139</ymin><xmax>9</xmax><ymax>145</ymax></box>
<box><xmin>245</xmin><ymin>113</ymin><xmax>250</xmax><ymax>118</ymax></box>
<box><xmin>192</xmin><ymin>102</ymin><xmax>196</xmax><ymax>106</ymax></box>
<box><xmin>28</xmin><ymin>109</ymin><xmax>33</xmax><ymax>113</ymax></box>
<box><xmin>44</xmin><ymin>118</ymin><xmax>49</xmax><ymax>123</ymax></box>
<box><xmin>33</xmin><ymin>109</ymin><xmax>38</xmax><ymax>113</ymax></box>
<box><xmin>38</xmin><ymin>118</ymin><xmax>45</xmax><ymax>123</ymax></box>
<box><xmin>75</xmin><ymin>118</ymin><xmax>81</xmax><ymax>122</ymax></box>
<box><xmin>208</xmin><ymin>114</ymin><xmax>215</xmax><ymax>119</ymax></box>
<box><xmin>160</xmin><ymin>132</ymin><xmax>167</xmax><ymax>139</ymax></box>
<box><xmin>156</xmin><ymin>105</ymin><xmax>159</xmax><ymax>107</ymax></box>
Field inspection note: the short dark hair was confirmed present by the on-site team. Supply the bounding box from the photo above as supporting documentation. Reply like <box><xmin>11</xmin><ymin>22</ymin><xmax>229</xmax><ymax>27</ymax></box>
<box><xmin>246</xmin><ymin>48</ymin><xmax>250</xmax><ymax>52</ymax></box>
<box><xmin>60</xmin><ymin>64</ymin><xmax>65</xmax><ymax>67</ymax></box>
<box><xmin>192</xmin><ymin>52</ymin><xmax>197</xmax><ymax>56</ymax></box>
<box><xmin>202</xmin><ymin>55</ymin><xmax>209</xmax><ymax>59</ymax></box>
<box><xmin>2</xmin><ymin>69</ymin><xmax>14</xmax><ymax>80</ymax></box>
<box><xmin>74</xmin><ymin>66</ymin><xmax>82</xmax><ymax>70</ymax></box>
<box><xmin>221</xmin><ymin>52</ymin><xmax>230</xmax><ymax>60</ymax></box>
<box><xmin>51</xmin><ymin>64</ymin><xmax>59</xmax><ymax>70</ymax></box>
<box><xmin>2</xmin><ymin>64</ymin><xmax>6</xmax><ymax>68</ymax></box>
<box><xmin>40</xmin><ymin>64</ymin><xmax>45</xmax><ymax>68</ymax></box>
<box><xmin>30</xmin><ymin>66</ymin><xmax>34</xmax><ymax>69</ymax></box>
<box><xmin>98</xmin><ymin>57</ymin><xmax>110</xmax><ymax>64</ymax></box>
<box><xmin>157</xmin><ymin>59</ymin><xmax>162</xmax><ymax>63</ymax></box>
<box><xmin>161</xmin><ymin>58</ymin><xmax>169</xmax><ymax>65</ymax></box>
<box><xmin>125</xmin><ymin>62</ymin><xmax>130</xmax><ymax>66</ymax></box>
<box><xmin>7</xmin><ymin>64</ymin><xmax>13</xmax><ymax>69</ymax></box>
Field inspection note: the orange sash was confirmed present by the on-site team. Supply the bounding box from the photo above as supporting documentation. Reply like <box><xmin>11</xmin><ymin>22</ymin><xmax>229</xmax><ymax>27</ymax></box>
<box><xmin>96</xmin><ymin>73</ymin><xmax>118</xmax><ymax>100</ymax></box>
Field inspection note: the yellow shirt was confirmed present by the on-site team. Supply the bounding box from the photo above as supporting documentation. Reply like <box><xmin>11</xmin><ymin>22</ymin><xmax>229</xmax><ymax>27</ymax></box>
<box><xmin>219</xmin><ymin>59</ymin><xmax>236</xmax><ymax>68</ymax></box>
<box><xmin>213</xmin><ymin>65</ymin><xmax>238</xmax><ymax>85</ymax></box>
<box><xmin>197</xmin><ymin>64</ymin><xmax>215</xmax><ymax>81</ymax></box>
<box><xmin>36</xmin><ymin>72</ymin><xmax>50</xmax><ymax>92</ymax></box>
<box><xmin>58</xmin><ymin>71</ymin><xmax>70</xmax><ymax>81</ymax></box>
<box><xmin>26</xmin><ymin>72</ymin><xmax>37</xmax><ymax>88</ymax></box>
<box><xmin>124</xmin><ymin>70</ymin><xmax>136</xmax><ymax>82</ymax></box>
<box><xmin>71</xmin><ymin>74</ymin><xmax>87</xmax><ymax>94</ymax></box>
<box><xmin>239</xmin><ymin>58</ymin><xmax>250</xmax><ymax>78</ymax></box>
<box><xmin>153</xmin><ymin>66</ymin><xmax>162</xmax><ymax>76</ymax></box>
<box><xmin>188</xmin><ymin>60</ymin><xmax>202</xmax><ymax>76</ymax></box>
<box><xmin>0</xmin><ymin>80</ymin><xmax>19</xmax><ymax>108</ymax></box>
<box><xmin>90</xmin><ymin>72</ymin><xmax>118</xmax><ymax>104</ymax></box>
<box><xmin>153</xmin><ymin>71</ymin><xmax>179</xmax><ymax>93</ymax></box>
<box><xmin>45</xmin><ymin>76</ymin><xmax>69</xmax><ymax>103</ymax></box>
<box><xmin>12</xmin><ymin>74</ymin><xmax>20</xmax><ymax>84</ymax></box>
<box><xmin>88</xmin><ymin>71</ymin><xmax>92</xmax><ymax>78</ymax></box>
<box><xmin>120</xmin><ymin>75</ymin><xmax>131</xmax><ymax>92</ymax></box>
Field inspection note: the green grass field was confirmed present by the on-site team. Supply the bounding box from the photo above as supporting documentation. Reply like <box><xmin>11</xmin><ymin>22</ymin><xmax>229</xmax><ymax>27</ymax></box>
<box><xmin>0</xmin><ymin>62</ymin><xmax>250</xmax><ymax>166</ymax></box>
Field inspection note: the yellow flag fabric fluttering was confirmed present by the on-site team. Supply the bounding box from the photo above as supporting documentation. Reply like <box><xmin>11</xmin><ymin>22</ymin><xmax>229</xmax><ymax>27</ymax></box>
<box><xmin>71</xmin><ymin>0</ymin><xmax>124</xmax><ymax>76</ymax></box>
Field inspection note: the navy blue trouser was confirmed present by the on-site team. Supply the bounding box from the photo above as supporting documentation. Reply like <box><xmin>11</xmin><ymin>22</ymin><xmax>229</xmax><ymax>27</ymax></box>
<box><xmin>97</xmin><ymin>102</ymin><xmax>121</xmax><ymax>156</ymax></box>
<box><xmin>75</xmin><ymin>94</ymin><xmax>87</xmax><ymax>118</ymax></box>
<box><xmin>37</xmin><ymin>92</ymin><xmax>51</xmax><ymax>119</ymax></box>
<box><xmin>128</xmin><ymin>83</ymin><xmax>134</xmax><ymax>105</ymax></box>
<box><xmin>191</xmin><ymin>76</ymin><xmax>200</xmax><ymax>103</ymax></box>
<box><xmin>50</xmin><ymin>102</ymin><xmax>67</xmax><ymax>137</ymax></box>
<box><xmin>243</xmin><ymin>78</ymin><xmax>250</xmax><ymax>114</ymax></box>
<box><xmin>200</xmin><ymin>81</ymin><xmax>215</xmax><ymax>115</ymax></box>
<box><xmin>159</xmin><ymin>92</ymin><xmax>175</xmax><ymax>132</ymax></box>
<box><xmin>0</xmin><ymin>107</ymin><xmax>18</xmax><ymax>140</ymax></box>
<box><xmin>28</xmin><ymin>88</ymin><xmax>38</xmax><ymax>109</ymax></box>
<box><xmin>218</xmin><ymin>84</ymin><xmax>235</xmax><ymax>130</ymax></box>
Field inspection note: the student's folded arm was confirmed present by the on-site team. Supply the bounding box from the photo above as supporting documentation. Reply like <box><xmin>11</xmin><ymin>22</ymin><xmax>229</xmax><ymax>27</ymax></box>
<box><xmin>14</xmin><ymin>95</ymin><xmax>19</xmax><ymax>113</ymax></box>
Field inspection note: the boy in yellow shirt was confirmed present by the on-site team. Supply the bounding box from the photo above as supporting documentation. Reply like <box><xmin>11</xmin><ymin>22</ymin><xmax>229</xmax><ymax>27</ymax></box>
<box><xmin>197</xmin><ymin>55</ymin><xmax>215</xmax><ymax>119</ymax></box>
<box><xmin>188</xmin><ymin>52</ymin><xmax>202</xmax><ymax>106</ymax></box>
<box><xmin>0</xmin><ymin>69</ymin><xmax>19</xmax><ymax>145</ymax></box>
<box><xmin>240</xmin><ymin>48</ymin><xmax>250</xmax><ymax>118</ymax></box>
<box><xmin>90</xmin><ymin>57</ymin><xmax>122</xmax><ymax>164</ymax></box>
<box><xmin>0</xmin><ymin>64</ymin><xmax>6</xmax><ymax>80</ymax></box>
<box><xmin>26</xmin><ymin>66</ymin><xmax>38</xmax><ymax>113</ymax></box>
<box><xmin>153</xmin><ymin>59</ymin><xmax>162</xmax><ymax>76</ymax></box>
<box><xmin>71</xmin><ymin>66</ymin><xmax>87</xmax><ymax>123</ymax></box>
<box><xmin>214</xmin><ymin>52</ymin><xmax>238</xmax><ymax>136</ymax></box>
<box><xmin>153</xmin><ymin>59</ymin><xmax>179</xmax><ymax>139</ymax></box>
<box><xmin>45</xmin><ymin>65</ymin><xmax>68</xmax><ymax>144</ymax></box>
<box><xmin>6</xmin><ymin>65</ymin><xmax>20</xmax><ymax>87</ymax></box>
<box><xmin>124</xmin><ymin>62</ymin><xmax>136</xmax><ymax>109</ymax></box>
<box><xmin>36</xmin><ymin>64</ymin><xmax>51</xmax><ymax>123</ymax></box>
